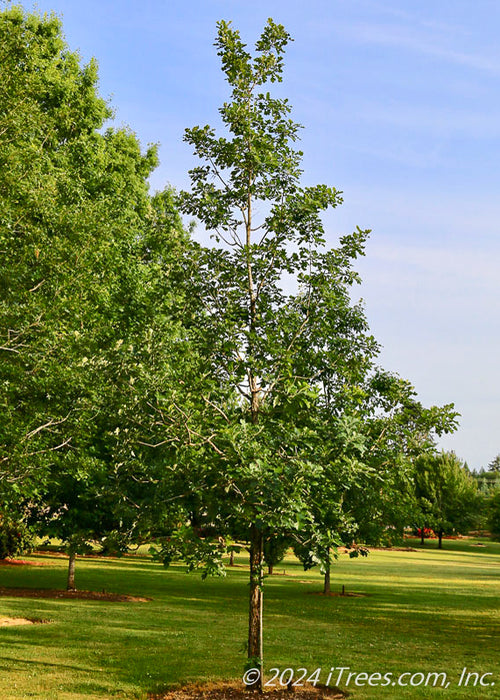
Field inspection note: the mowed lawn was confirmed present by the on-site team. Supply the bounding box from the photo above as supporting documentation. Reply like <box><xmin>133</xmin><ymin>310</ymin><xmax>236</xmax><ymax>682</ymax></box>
<box><xmin>0</xmin><ymin>539</ymin><xmax>498</xmax><ymax>700</ymax></box>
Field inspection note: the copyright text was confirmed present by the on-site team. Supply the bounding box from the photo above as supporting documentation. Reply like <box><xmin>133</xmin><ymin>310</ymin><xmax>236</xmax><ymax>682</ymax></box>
<box><xmin>242</xmin><ymin>666</ymin><xmax>496</xmax><ymax>690</ymax></box>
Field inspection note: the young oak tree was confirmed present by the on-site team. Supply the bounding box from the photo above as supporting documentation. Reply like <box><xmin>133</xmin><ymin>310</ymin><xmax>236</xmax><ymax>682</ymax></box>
<box><xmin>155</xmin><ymin>19</ymin><xmax>389</xmax><ymax>688</ymax></box>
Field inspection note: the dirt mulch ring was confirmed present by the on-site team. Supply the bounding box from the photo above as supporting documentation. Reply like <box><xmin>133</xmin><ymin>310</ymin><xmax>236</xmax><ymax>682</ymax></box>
<box><xmin>0</xmin><ymin>558</ymin><xmax>52</xmax><ymax>567</ymax></box>
<box><xmin>0</xmin><ymin>616</ymin><xmax>50</xmax><ymax>627</ymax></box>
<box><xmin>149</xmin><ymin>682</ymin><xmax>347</xmax><ymax>699</ymax></box>
<box><xmin>0</xmin><ymin>587</ymin><xmax>151</xmax><ymax>602</ymax></box>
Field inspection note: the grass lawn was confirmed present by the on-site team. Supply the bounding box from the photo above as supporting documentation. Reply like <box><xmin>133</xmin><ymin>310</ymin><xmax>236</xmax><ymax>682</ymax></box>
<box><xmin>0</xmin><ymin>538</ymin><xmax>498</xmax><ymax>699</ymax></box>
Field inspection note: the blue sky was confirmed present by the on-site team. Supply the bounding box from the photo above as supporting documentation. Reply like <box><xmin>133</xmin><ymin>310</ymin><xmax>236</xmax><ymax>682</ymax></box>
<box><xmin>18</xmin><ymin>0</ymin><xmax>500</xmax><ymax>470</ymax></box>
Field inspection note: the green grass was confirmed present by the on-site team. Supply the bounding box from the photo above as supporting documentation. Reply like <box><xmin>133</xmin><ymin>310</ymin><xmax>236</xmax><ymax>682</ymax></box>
<box><xmin>0</xmin><ymin>539</ymin><xmax>499</xmax><ymax>699</ymax></box>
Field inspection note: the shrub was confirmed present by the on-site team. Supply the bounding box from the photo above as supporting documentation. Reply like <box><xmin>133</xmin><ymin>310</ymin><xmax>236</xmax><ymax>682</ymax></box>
<box><xmin>416</xmin><ymin>527</ymin><xmax>436</xmax><ymax>539</ymax></box>
<box><xmin>0</xmin><ymin>514</ymin><xmax>35</xmax><ymax>559</ymax></box>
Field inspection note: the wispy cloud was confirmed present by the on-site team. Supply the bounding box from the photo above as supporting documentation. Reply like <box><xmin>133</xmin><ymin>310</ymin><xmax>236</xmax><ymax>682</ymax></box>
<box><xmin>356</xmin><ymin>0</ymin><xmax>471</xmax><ymax>37</ymax></box>
<box><xmin>319</xmin><ymin>15</ymin><xmax>500</xmax><ymax>76</ymax></box>
<box><xmin>353</xmin><ymin>23</ymin><xmax>500</xmax><ymax>74</ymax></box>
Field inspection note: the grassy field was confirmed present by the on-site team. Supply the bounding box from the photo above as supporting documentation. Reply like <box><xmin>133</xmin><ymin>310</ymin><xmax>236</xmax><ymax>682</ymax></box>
<box><xmin>0</xmin><ymin>538</ymin><xmax>498</xmax><ymax>699</ymax></box>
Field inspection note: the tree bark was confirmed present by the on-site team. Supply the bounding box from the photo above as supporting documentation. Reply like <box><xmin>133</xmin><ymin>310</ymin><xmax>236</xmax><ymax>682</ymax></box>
<box><xmin>323</xmin><ymin>548</ymin><xmax>331</xmax><ymax>595</ymax></box>
<box><xmin>247</xmin><ymin>524</ymin><xmax>263</xmax><ymax>691</ymax></box>
<box><xmin>229</xmin><ymin>549</ymin><xmax>234</xmax><ymax>566</ymax></box>
<box><xmin>438</xmin><ymin>530</ymin><xmax>443</xmax><ymax>549</ymax></box>
<box><xmin>67</xmin><ymin>551</ymin><xmax>76</xmax><ymax>591</ymax></box>
<box><xmin>323</xmin><ymin>565</ymin><xmax>331</xmax><ymax>595</ymax></box>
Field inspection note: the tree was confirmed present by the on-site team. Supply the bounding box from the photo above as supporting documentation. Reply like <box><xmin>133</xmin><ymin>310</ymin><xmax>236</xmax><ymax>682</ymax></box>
<box><xmin>414</xmin><ymin>451</ymin><xmax>480</xmax><ymax>548</ymax></box>
<box><xmin>488</xmin><ymin>489</ymin><xmax>500</xmax><ymax>540</ymax></box>
<box><xmin>473</xmin><ymin>457</ymin><xmax>500</xmax><ymax>538</ymax></box>
<box><xmin>289</xmin><ymin>370</ymin><xmax>457</xmax><ymax>593</ymax></box>
<box><xmin>153</xmin><ymin>18</ymin><xmax>451</xmax><ymax>688</ymax></box>
<box><xmin>488</xmin><ymin>455</ymin><xmax>500</xmax><ymax>474</ymax></box>
<box><xmin>36</xmin><ymin>470</ymin><xmax>127</xmax><ymax>590</ymax></box>
<box><xmin>0</xmin><ymin>6</ymin><xmax>192</xmax><ymax>587</ymax></box>
<box><xmin>343</xmin><ymin>370</ymin><xmax>458</xmax><ymax>549</ymax></box>
<box><xmin>263</xmin><ymin>534</ymin><xmax>292</xmax><ymax>575</ymax></box>
<box><xmin>474</xmin><ymin>468</ymin><xmax>500</xmax><ymax>493</ymax></box>
<box><xmin>147</xmin><ymin>19</ymin><xmax>377</xmax><ymax>687</ymax></box>
<box><xmin>1</xmin><ymin>5</ymin><xmax>107</xmax><ymax>500</ymax></box>
<box><xmin>0</xmin><ymin>5</ymin><xmax>152</xmax><ymax>488</ymax></box>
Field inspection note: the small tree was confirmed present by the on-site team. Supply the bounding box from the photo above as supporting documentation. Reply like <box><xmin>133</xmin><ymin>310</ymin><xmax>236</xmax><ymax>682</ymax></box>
<box><xmin>145</xmin><ymin>18</ymin><xmax>459</xmax><ymax>688</ymax></box>
<box><xmin>488</xmin><ymin>489</ymin><xmax>500</xmax><ymax>540</ymax></box>
<box><xmin>263</xmin><ymin>534</ymin><xmax>292</xmax><ymax>575</ymax></box>
<box><xmin>414</xmin><ymin>451</ymin><xmax>480</xmax><ymax>548</ymax></box>
<box><xmin>344</xmin><ymin>370</ymin><xmax>458</xmax><ymax>549</ymax></box>
<box><xmin>488</xmin><ymin>455</ymin><xmax>500</xmax><ymax>473</ymax></box>
<box><xmin>292</xmin><ymin>370</ymin><xmax>457</xmax><ymax>593</ymax></box>
<box><xmin>154</xmin><ymin>19</ymin><xmax>380</xmax><ymax>688</ymax></box>
<box><xmin>151</xmin><ymin>17</ymin><xmax>454</xmax><ymax>687</ymax></box>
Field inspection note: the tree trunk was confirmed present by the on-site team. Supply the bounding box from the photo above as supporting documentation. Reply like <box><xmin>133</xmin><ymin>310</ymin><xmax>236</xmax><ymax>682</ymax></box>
<box><xmin>67</xmin><ymin>552</ymin><xmax>76</xmax><ymax>591</ymax></box>
<box><xmin>438</xmin><ymin>530</ymin><xmax>443</xmax><ymax>549</ymax></box>
<box><xmin>247</xmin><ymin>524</ymin><xmax>263</xmax><ymax>691</ymax></box>
<box><xmin>420</xmin><ymin>529</ymin><xmax>425</xmax><ymax>545</ymax></box>
<box><xmin>323</xmin><ymin>561</ymin><xmax>331</xmax><ymax>595</ymax></box>
<box><xmin>229</xmin><ymin>549</ymin><xmax>234</xmax><ymax>566</ymax></box>
<box><xmin>268</xmin><ymin>562</ymin><xmax>273</xmax><ymax>576</ymax></box>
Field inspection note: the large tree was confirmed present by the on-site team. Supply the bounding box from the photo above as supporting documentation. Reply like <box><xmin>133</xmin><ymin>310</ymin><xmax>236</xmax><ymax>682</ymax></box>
<box><xmin>0</xmin><ymin>6</ymin><xmax>192</xmax><ymax>583</ymax></box>
<box><xmin>0</xmin><ymin>5</ymin><xmax>153</xmax><ymax>487</ymax></box>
